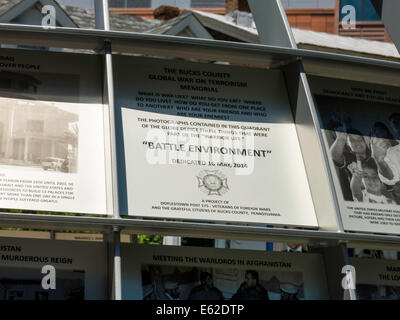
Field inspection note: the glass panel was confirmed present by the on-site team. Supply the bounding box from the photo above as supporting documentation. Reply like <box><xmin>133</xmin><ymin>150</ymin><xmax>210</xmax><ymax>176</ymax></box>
<box><xmin>109</xmin><ymin>0</ymin><xmax>126</xmax><ymax>8</ymax></box>
<box><xmin>126</xmin><ymin>0</ymin><xmax>151</xmax><ymax>7</ymax></box>
<box><xmin>0</xmin><ymin>0</ymin><xmax>100</xmax><ymax>38</ymax></box>
<box><xmin>0</xmin><ymin>1</ymin><xmax>99</xmax><ymax>52</ymax></box>
<box><xmin>340</xmin><ymin>0</ymin><xmax>380</xmax><ymax>22</ymax></box>
<box><xmin>363</xmin><ymin>0</ymin><xmax>381</xmax><ymax>21</ymax></box>
<box><xmin>107</xmin><ymin>0</ymin><xmax>255</xmax><ymax>44</ymax></box>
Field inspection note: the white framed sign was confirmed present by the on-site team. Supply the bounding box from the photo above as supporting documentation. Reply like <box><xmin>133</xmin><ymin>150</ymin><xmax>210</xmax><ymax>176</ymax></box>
<box><xmin>310</xmin><ymin>76</ymin><xmax>400</xmax><ymax>235</ymax></box>
<box><xmin>114</xmin><ymin>56</ymin><xmax>318</xmax><ymax>227</ymax></box>
<box><xmin>121</xmin><ymin>244</ymin><xmax>329</xmax><ymax>300</ymax></box>
<box><xmin>0</xmin><ymin>49</ymin><xmax>109</xmax><ymax>215</ymax></box>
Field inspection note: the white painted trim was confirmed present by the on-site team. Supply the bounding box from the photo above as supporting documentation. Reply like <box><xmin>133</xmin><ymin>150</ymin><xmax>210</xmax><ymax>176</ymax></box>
<box><xmin>163</xmin><ymin>14</ymin><xmax>213</xmax><ymax>39</ymax></box>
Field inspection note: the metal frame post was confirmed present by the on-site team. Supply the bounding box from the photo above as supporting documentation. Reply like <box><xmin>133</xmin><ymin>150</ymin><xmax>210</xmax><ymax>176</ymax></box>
<box><xmin>95</xmin><ymin>0</ymin><xmax>110</xmax><ymax>31</ymax></box>
<box><xmin>104</xmin><ymin>41</ymin><xmax>120</xmax><ymax>219</ymax></box>
<box><xmin>94</xmin><ymin>0</ymin><xmax>122</xmax><ymax>300</ymax></box>
<box><xmin>113</xmin><ymin>226</ymin><xmax>122</xmax><ymax>300</ymax></box>
<box><xmin>107</xmin><ymin>41</ymin><xmax>123</xmax><ymax>299</ymax></box>
<box><xmin>375</xmin><ymin>0</ymin><xmax>400</xmax><ymax>50</ymax></box>
<box><xmin>309</xmin><ymin>243</ymin><xmax>356</xmax><ymax>300</ymax></box>
<box><xmin>248</xmin><ymin>0</ymin><xmax>344</xmax><ymax>232</ymax></box>
<box><xmin>249</xmin><ymin>0</ymin><xmax>353</xmax><ymax>300</ymax></box>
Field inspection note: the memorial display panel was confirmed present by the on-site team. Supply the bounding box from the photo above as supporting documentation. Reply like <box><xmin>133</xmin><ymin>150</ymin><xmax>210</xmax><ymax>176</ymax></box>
<box><xmin>0</xmin><ymin>49</ymin><xmax>108</xmax><ymax>215</ymax></box>
<box><xmin>350</xmin><ymin>257</ymin><xmax>400</xmax><ymax>300</ymax></box>
<box><xmin>310</xmin><ymin>76</ymin><xmax>400</xmax><ymax>234</ymax></box>
<box><xmin>0</xmin><ymin>237</ymin><xmax>108</xmax><ymax>300</ymax></box>
<box><xmin>114</xmin><ymin>56</ymin><xmax>318</xmax><ymax>227</ymax></box>
<box><xmin>121</xmin><ymin>244</ymin><xmax>329</xmax><ymax>300</ymax></box>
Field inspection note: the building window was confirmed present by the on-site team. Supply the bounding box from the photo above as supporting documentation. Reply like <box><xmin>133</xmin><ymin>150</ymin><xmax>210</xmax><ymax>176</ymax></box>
<box><xmin>340</xmin><ymin>0</ymin><xmax>380</xmax><ymax>21</ymax></box>
<box><xmin>27</xmin><ymin>120</ymin><xmax>44</xmax><ymax>133</ymax></box>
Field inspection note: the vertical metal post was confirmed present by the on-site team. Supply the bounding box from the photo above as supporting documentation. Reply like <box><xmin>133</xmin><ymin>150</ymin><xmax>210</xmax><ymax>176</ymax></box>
<box><xmin>372</xmin><ymin>0</ymin><xmax>400</xmax><ymax>51</ymax></box>
<box><xmin>106</xmin><ymin>41</ymin><xmax>123</xmax><ymax>299</ymax></box>
<box><xmin>104</xmin><ymin>41</ymin><xmax>120</xmax><ymax>219</ymax></box>
<box><xmin>95</xmin><ymin>0</ymin><xmax>110</xmax><ymax>31</ymax></box>
<box><xmin>95</xmin><ymin>0</ymin><xmax>122</xmax><ymax>300</ymax></box>
<box><xmin>248</xmin><ymin>0</ymin><xmax>344</xmax><ymax>233</ymax></box>
<box><xmin>309</xmin><ymin>243</ymin><xmax>355</xmax><ymax>300</ymax></box>
<box><xmin>248</xmin><ymin>0</ymin><xmax>296</xmax><ymax>48</ymax></box>
<box><xmin>249</xmin><ymin>0</ymin><xmax>349</xmax><ymax>299</ymax></box>
<box><xmin>113</xmin><ymin>226</ymin><xmax>122</xmax><ymax>300</ymax></box>
<box><xmin>342</xmin><ymin>244</ymin><xmax>357</xmax><ymax>301</ymax></box>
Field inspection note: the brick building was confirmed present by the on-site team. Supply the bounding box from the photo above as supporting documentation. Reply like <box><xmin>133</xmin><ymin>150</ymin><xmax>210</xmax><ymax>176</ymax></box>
<box><xmin>103</xmin><ymin>0</ymin><xmax>391</xmax><ymax>41</ymax></box>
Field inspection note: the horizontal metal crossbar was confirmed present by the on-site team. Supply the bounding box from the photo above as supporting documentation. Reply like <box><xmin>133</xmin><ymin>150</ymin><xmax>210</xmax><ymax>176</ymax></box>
<box><xmin>1</xmin><ymin>212</ymin><xmax>400</xmax><ymax>250</ymax></box>
<box><xmin>0</xmin><ymin>24</ymin><xmax>399</xmax><ymax>70</ymax></box>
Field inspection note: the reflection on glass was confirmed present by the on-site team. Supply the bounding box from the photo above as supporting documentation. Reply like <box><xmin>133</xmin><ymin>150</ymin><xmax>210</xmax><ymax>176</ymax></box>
<box><xmin>340</xmin><ymin>0</ymin><xmax>380</xmax><ymax>21</ymax></box>
<box><xmin>0</xmin><ymin>0</ymin><xmax>98</xmax><ymax>29</ymax></box>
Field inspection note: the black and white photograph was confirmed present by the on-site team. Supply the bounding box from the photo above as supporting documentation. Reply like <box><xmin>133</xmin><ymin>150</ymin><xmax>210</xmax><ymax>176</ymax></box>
<box><xmin>141</xmin><ymin>264</ymin><xmax>304</xmax><ymax>300</ymax></box>
<box><xmin>356</xmin><ymin>284</ymin><xmax>400</xmax><ymax>300</ymax></box>
<box><xmin>0</xmin><ymin>97</ymin><xmax>79</xmax><ymax>174</ymax></box>
<box><xmin>0</xmin><ymin>70</ymin><xmax>80</xmax><ymax>102</ymax></box>
<box><xmin>0</xmin><ymin>71</ymin><xmax>80</xmax><ymax>174</ymax></box>
<box><xmin>0</xmin><ymin>50</ymin><xmax>108</xmax><ymax>215</ymax></box>
<box><xmin>315</xmin><ymin>94</ymin><xmax>400</xmax><ymax>206</ymax></box>
<box><xmin>0</xmin><ymin>267</ymin><xmax>85</xmax><ymax>301</ymax></box>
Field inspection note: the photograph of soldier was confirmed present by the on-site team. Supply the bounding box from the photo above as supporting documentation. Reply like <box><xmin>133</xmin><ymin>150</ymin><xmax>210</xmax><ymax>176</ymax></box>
<box><xmin>187</xmin><ymin>271</ymin><xmax>224</xmax><ymax>300</ymax></box>
<box><xmin>231</xmin><ymin>270</ymin><xmax>269</xmax><ymax>300</ymax></box>
<box><xmin>141</xmin><ymin>264</ymin><xmax>304</xmax><ymax>300</ymax></box>
<box><xmin>279</xmin><ymin>283</ymin><xmax>300</xmax><ymax>300</ymax></box>
<box><xmin>141</xmin><ymin>265</ymin><xmax>215</xmax><ymax>300</ymax></box>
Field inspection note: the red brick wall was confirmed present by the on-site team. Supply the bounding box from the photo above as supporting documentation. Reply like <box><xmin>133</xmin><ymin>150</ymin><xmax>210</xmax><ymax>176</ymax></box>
<box><xmin>286</xmin><ymin>8</ymin><xmax>335</xmax><ymax>34</ymax></box>
<box><xmin>226</xmin><ymin>0</ymin><xmax>238</xmax><ymax>13</ymax></box>
<box><xmin>111</xmin><ymin>5</ymin><xmax>336</xmax><ymax>35</ymax></box>
<box><xmin>226</xmin><ymin>0</ymin><xmax>250</xmax><ymax>13</ymax></box>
